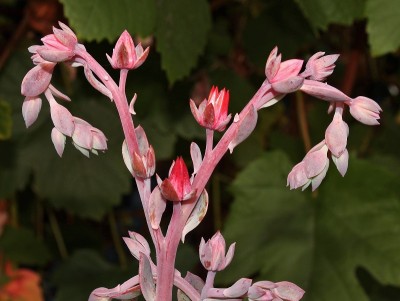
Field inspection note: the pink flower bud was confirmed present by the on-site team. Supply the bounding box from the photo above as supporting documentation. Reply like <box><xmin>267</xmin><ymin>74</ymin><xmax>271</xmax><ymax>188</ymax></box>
<box><xmin>190</xmin><ymin>86</ymin><xmax>232</xmax><ymax>132</ymax></box>
<box><xmin>272</xmin><ymin>281</ymin><xmax>305</xmax><ymax>301</ymax></box>
<box><xmin>22</xmin><ymin>96</ymin><xmax>42</xmax><ymax>128</ymax></box>
<box><xmin>199</xmin><ymin>231</ymin><xmax>236</xmax><ymax>271</ymax></box>
<box><xmin>107</xmin><ymin>30</ymin><xmax>149</xmax><ymax>70</ymax></box>
<box><xmin>325</xmin><ymin>111</ymin><xmax>348</xmax><ymax>157</ymax></box>
<box><xmin>159</xmin><ymin>157</ymin><xmax>195</xmax><ymax>201</ymax></box>
<box><xmin>349</xmin><ymin>96</ymin><xmax>382</xmax><ymax>125</ymax></box>
<box><xmin>265</xmin><ymin>47</ymin><xmax>304</xmax><ymax>94</ymax></box>
<box><xmin>302</xmin><ymin>52</ymin><xmax>339</xmax><ymax>81</ymax></box>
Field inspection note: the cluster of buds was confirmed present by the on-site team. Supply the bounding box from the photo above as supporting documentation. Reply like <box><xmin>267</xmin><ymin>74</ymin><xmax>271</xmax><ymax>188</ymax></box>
<box><xmin>21</xmin><ymin>22</ymin><xmax>383</xmax><ymax>301</ymax></box>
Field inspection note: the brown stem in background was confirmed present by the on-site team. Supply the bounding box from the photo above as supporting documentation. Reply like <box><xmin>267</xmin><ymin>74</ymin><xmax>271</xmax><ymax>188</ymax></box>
<box><xmin>108</xmin><ymin>211</ymin><xmax>127</xmax><ymax>269</ymax></box>
<box><xmin>295</xmin><ymin>91</ymin><xmax>312</xmax><ymax>152</ymax></box>
<box><xmin>341</xmin><ymin>50</ymin><xmax>360</xmax><ymax>95</ymax></box>
<box><xmin>47</xmin><ymin>208</ymin><xmax>68</xmax><ymax>260</ymax></box>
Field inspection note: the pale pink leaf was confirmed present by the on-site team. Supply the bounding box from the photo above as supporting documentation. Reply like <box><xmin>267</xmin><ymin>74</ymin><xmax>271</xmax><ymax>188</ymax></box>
<box><xmin>148</xmin><ymin>187</ymin><xmax>167</xmax><ymax>230</ymax></box>
<box><xmin>21</xmin><ymin>63</ymin><xmax>55</xmax><ymax>97</ymax></box>
<box><xmin>182</xmin><ymin>189</ymin><xmax>208</xmax><ymax>242</ymax></box>
<box><xmin>228</xmin><ymin>105</ymin><xmax>258</xmax><ymax>153</ymax></box>
<box><xmin>122</xmin><ymin>140</ymin><xmax>133</xmax><ymax>174</ymax></box>
<box><xmin>72</xmin><ymin>121</ymin><xmax>92</xmax><ymax>149</ymax></box>
<box><xmin>223</xmin><ymin>278</ymin><xmax>252</xmax><ymax>298</ymax></box>
<box><xmin>190</xmin><ymin>142</ymin><xmax>202</xmax><ymax>175</ymax></box>
<box><xmin>273</xmin><ymin>281</ymin><xmax>305</xmax><ymax>301</ymax></box>
<box><xmin>83</xmin><ymin>65</ymin><xmax>113</xmax><ymax>100</ymax></box>
<box><xmin>271</xmin><ymin>76</ymin><xmax>304</xmax><ymax>94</ymax></box>
<box><xmin>332</xmin><ymin>149</ymin><xmax>349</xmax><ymax>177</ymax></box>
<box><xmin>49</xmin><ymin>85</ymin><xmax>71</xmax><ymax>101</ymax></box>
<box><xmin>139</xmin><ymin>253</ymin><xmax>156</xmax><ymax>301</ymax></box>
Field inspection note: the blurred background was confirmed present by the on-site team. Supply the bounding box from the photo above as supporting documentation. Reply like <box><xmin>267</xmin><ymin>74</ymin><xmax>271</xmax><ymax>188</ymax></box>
<box><xmin>0</xmin><ymin>0</ymin><xmax>399</xmax><ymax>300</ymax></box>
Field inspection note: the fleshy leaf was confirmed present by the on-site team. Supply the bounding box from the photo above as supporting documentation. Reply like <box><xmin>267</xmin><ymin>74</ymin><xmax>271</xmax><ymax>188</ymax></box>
<box><xmin>182</xmin><ymin>189</ymin><xmax>209</xmax><ymax>242</ymax></box>
<box><xmin>148</xmin><ymin>187</ymin><xmax>167</xmax><ymax>230</ymax></box>
<box><xmin>190</xmin><ymin>142</ymin><xmax>202</xmax><ymax>176</ymax></box>
<box><xmin>228</xmin><ymin>105</ymin><xmax>258</xmax><ymax>153</ymax></box>
<box><xmin>223</xmin><ymin>278</ymin><xmax>252</xmax><ymax>298</ymax></box>
<box><xmin>139</xmin><ymin>253</ymin><xmax>155</xmax><ymax>301</ymax></box>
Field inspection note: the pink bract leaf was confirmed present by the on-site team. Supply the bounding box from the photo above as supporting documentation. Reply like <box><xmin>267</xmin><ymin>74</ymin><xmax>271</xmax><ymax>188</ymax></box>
<box><xmin>190</xmin><ymin>142</ymin><xmax>202</xmax><ymax>176</ymax></box>
<box><xmin>22</xmin><ymin>96</ymin><xmax>42</xmax><ymax>128</ymax></box>
<box><xmin>228</xmin><ymin>105</ymin><xmax>258</xmax><ymax>153</ymax></box>
<box><xmin>83</xmin><ymin>65</ymin><xmax>113</xmax><ymax>100</ymax></box>
<box><xmin>349</xmin><ymin>96</ymin><xmax>382</xmax><ymax>125</ymax></box>
<box><xmin>21</xmin><ymin>63</ymin><xmax>55</xmax><ymax>97</ymax></box>
<box><xmin>129</xmin><ymin>93</ymin><xmax>137</xmax><ymax>114</ymax></box>
<box><xmin>122</xmin><ymin>140</ymin><xmax>133</xmax><ymax>174</ymax></box>
<box><xmin>184</xmin><ymin>272</ymin><xmax>205</xmax><ymax>294</ymax></box>
<box><xmin>148</xmin><ymin>187</ymin><xmax>167</xmax><ymax>230</ymax></box>
<box><xmin>72</xmin><ymin>141</ymin><xmax>90</xmax><ymax>157</ymax></box>
<box><xmin>271</xmin><ymin>76</ymin><xmax>304</xmax><ymax>94</ymax></box>
<box><xmin>139</xmin><ymin>253</ymin><xmax>156</xmax><ymax>301</ymax></box>
<box><xmin>311</xmin><ymin>159</ymin><xmax>329</xmax><ymax>191</ymax></box>
<box><xmin>91</xmin><ymin>129</ymin><xmax>108</xmax><ymax>151</ymax></box>
<box><xmin>89</xmin><ymin>276</ymin><xmax>141</xmax><ymax>301</ymax></box>
<box><xmin>287</xmin><ymin>162</ymin><xmax>309</xmax><ymax>190</ymax></box>
<box><xmin>300</xmin><ymin>80</ymin><xmax>352</xmax><ymax>103</ymax></box>
<box><xmin>49</xmin><ymin>85</ymin><xmax>71</xmax><ymax>101</ymax></box>
<box><xmin>272</xmin><ymin>281</ymin><xmax>305</xmax><ymax>301</ymax></box>
<box><xmin>50</xmin><ymin>102</ymin><xmax>75</xmax><ymax>136</ymax></box>
<box><xmin>124</xmin><ymin>231</ymin><xmax>151</xmax><ymax>260</ymax></box>
<box><xmin>53</xmin><ymin>26</ymin><xmax>77</xmax><ymax>49</ymax></box>
<box><xmin>273</xmin><ymin>59</ymin><xmax>303</xmax><ymax>83</ymax></box>
<box><xmin>36</xmin><ymin>48</ymin><xmax>74</xmax><ymax>63</ymax></box>
<box><xmin>135</xmin><ymin>125</ymin><xmax>150</xmax><ymax>155</ymax></box>
<box><xmin>51</xmin><ymin>127</ymin><xmax>66</xmax><ymax>157</ymax></box>
<box><xmin>332</xmin><ymin>148</ymin><xmax>349</xmax><ymax>177</ymax></box>
<box><xmin>223</xmin><ymin>278</ymin><xmax>252</xmax><ymax>298</ymax></box>
<box><xmin>182</xmin><ymin>189</ymin><xmax>208</xmax><ymax>242</ymax></box>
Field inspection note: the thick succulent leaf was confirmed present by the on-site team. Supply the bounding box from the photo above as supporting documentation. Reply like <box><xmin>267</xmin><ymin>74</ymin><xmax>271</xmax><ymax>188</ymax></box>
<box><xmin>219</xmin><ymin>151</ymin><xmax>400</xmax><ymax>301</ymax></box>
<box><xmin>60</xmin><ymin>0</ymin><xmax>156</xmax><ymax>40</ymax></box>
<box><xmin>139</xmin><ymin>253</ymin><xmax>156</xmax><ymax>301</ymax></box>
<box><xmin>155</xmin><ymin>0</ymin><xmax>211</xmax><ymax>83</ymax></box>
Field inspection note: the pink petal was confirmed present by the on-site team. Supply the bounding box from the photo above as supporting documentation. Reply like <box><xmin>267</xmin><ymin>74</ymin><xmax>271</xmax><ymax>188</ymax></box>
<box><xmin>273</xmin><ymin>59</ymin><xmax>303</xmax><ymax>82</ymax></box>
<box><xmin>273</xmin><ymin>281</ymin><xmax>305</xmax><ymax>301</ymax></box>
<box><xmin>72</xmin><ymin>120</ymin><xmax>93</xmax><ymax>149</ymax></box>
<box><xmin>50</xmin><ymin>102</ymin><xmax>75</xmax><ymax>136</ymax></box>
<box><xmin>53</xmin><ymin>26</ymin><xmax>77</xmax><ymax>49</ymax></box>
<box><xmin>22</xmin><ymin>96</ymin><xmax>42</xmax><ymax>127</ymax></box>
<box><xmin>332</xmin><ymin>149</ymin><xmax>349</xmax><ymax>177</ymax></box>
<box><xmin>51</xmin><ymin>127</ymin><xmax>66</xmax><ymax>157</ymax></box>
<box><xmin>135</xmin><ymin>125</ymin><xmax>149</xmax><ymax>155</ymax></box>
<box><xmin>303</xmin><ymin>144</ymin><xmax>328</xmax><ymax>178</ymax></box>
<box><xmin>91</xmin><ymin>129</ymin><xmax>107</xmax><ymax>150</ymax></box>
<box><xmin>37</xmin><ymin>48</ymin><xmax>74</xmax><ymax>62</ymax></box>
<box><xmin>122</xmin><ymin>140</ymin><xmax>133</xmax><ymax>174</ymax></box>
<box><xmin>311</xmin><ymin>159</ymin><xmax>329</xmax><ymax>191</ymax></box>
<box><xmin>21</xmin><ymin>63</ymin><xmax>55</xmax><ymax>97</ymax></box>
<box><xmin>287</xmin><ymin>162</ymin><xmax>308</xmax><ymax>189</ymax></box>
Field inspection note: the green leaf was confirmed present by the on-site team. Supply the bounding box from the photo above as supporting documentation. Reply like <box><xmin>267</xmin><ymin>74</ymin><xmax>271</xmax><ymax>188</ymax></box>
<box><xmin>294</xmin><ymin>0</ymin><xmax>366</xmax><ymax>32</ymax></box>
<box><xmin>52</xmin><ymin>249</ymin><xmax>135</xmax><ymax>301</ymax></box>
<box><xmin>17</xmin><ymin>97</ymin><xmax>131</xmax><ymax>220</ymax></box>
<box><xmin>366</xmin><ymin>0</ymin><xmax>400</xmax><ymax>56</ymax></box>
<box><xmin>219</xmin><ymin>151</ymin><xmax>400</xmax><ymax>301</ymax></box>
<box><xmin>243</xmin><ymin>0</ymin><xmax>314</xmax><ymax>67</ymax></box>
<box><xmin>0</xmin><ymin>226</ymin><xmax>52</xmax><ymax>266</ymax></box>
<box><xmin>60</xmin><ymin>0</ymin><xmax>156</xmax><ymax>41</ymax></box>
<box><xmin>0</xmin><ymin>100</ymin><xmax>12</xmax><ymax>140</ymax></box>
<box><xmin>155</xmin><ymin>0</ymin><xmax>211</xmax><ymax>83</ymax></box>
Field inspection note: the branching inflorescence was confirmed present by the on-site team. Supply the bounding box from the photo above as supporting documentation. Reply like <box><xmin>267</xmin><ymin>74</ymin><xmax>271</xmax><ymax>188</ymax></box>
<box><xmin>20</xmin><ymin>23</ymin><xmax>382</xmax><ymax>301</ymax></box>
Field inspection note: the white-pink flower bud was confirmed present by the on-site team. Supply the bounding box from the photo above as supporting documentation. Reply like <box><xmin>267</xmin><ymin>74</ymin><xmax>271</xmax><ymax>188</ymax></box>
<box><xmin>199</xmin><ymin>231</ymin><xmax>235</xmax><ymax>271</ymax></box>
<box><xmin>349</xmin><ymin>96</ymin><xmax>382</xmax><ymax>125</ymax></box>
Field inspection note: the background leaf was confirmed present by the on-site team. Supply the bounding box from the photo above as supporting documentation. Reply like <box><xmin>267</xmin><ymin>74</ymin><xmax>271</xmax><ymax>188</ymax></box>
<box><xmin>155</xmin><ymin>0</ymin><xmax>211</xmax><ymax>83</ymax></box>
<box><xmin>60</xmin><ymin>0</ymin><xmax>156</xmax><ymax>41</ymax></box>
<box><xmin>0</xmin><ymin>227</ymin><xmax>52</xmax><ymax>266</ymax></box>
<box><xmin>366</xmin><ymin>0</ymin><xmax>400</xmax><ymax>56</ymax></box>
<box><xmin>293</xmin><ymin>0</ymin><xmax>366</xmax><ymax>32</ymax></box>
<box><xmin>219</xmin><ymin>151</ymin><xmax>400</xmax><ymax>301</ymax></box>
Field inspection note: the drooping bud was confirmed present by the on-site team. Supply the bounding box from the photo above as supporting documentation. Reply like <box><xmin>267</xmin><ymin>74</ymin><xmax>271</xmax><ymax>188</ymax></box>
<box><xmin>325</xmin><ymin>110</ymin><xmax>348</xmax><ymax>157</ymax></box>
<box><xmin>302</xmin><ymin>52</ymin><xmax>339</xmax><ymax>81</ymax></box>
<box><xmin>199</xmin><ymin>231</ymin><xmax>235</xmax><ymax>272</ymax></box>
<box><xmin>22</xmin><ymin>96</ymin><xmax>42</xmax><ymax>128</ymax></box>
<box><xmin>349</xmin><ymin>96</ymin><xmax>382</xmax><ymax>125</ymax></box>
<box><xmin>21</xmin><ymin>62</ymin><xmax>55</xmax><ymax>97</ymax></box>
<box><xmin>300</xmin><ymin>79</ymin><xmax>352</xmax><ymax>103</ymax></box>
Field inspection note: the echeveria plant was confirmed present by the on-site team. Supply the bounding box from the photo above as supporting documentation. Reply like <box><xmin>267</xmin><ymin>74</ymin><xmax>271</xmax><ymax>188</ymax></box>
<box><xmin>20</xmin><ymin>23</ymin><xmax>382</xmax><ymax>301</ymax></box>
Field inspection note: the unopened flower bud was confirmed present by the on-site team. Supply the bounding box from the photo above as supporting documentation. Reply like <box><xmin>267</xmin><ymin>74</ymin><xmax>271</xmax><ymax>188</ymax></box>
<box><xmin>349</xmin><ymin>96</ymin><xmax>382</xmax><ymax>125</ymax></box>
<box><xmin>199</xmin><ymin>231</ymin><xmax>235</xmax><ymax>272</ymax></box>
